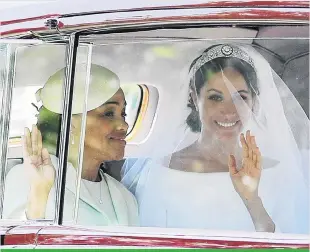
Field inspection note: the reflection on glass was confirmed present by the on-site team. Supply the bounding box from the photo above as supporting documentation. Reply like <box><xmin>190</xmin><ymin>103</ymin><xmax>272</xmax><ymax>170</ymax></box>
<box><xmin>0</xmin><ymin>43</ymin><xmax>9</xmax><ymax>217</ymax></box>
<box><xmin>2</xmin><ymin>44</ymin><xmax>67</xmax><ymax>221</ymax></box>
<box><xmin>9</xmin><ymin>86</ymin><xmax>41</xmax><ymax>138</ymax></box>
<box><xmin>122</xmin><ymin>84</ymin><xmax>142</xmax><ymax>135</ymax></box>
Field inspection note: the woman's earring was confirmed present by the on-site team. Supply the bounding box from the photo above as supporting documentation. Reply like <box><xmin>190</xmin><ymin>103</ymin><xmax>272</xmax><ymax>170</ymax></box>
<box><xmin>70</xmin><ymin>131</ymin><xmax>75</xmax><ymax>145</ymax></box>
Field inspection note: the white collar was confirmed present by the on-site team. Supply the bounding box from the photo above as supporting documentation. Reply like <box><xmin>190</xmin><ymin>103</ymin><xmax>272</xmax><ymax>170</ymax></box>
<box><xmin>49</xmin><ymin>155</ymin><xmax>129</xmax><ymax>224</ymax></box>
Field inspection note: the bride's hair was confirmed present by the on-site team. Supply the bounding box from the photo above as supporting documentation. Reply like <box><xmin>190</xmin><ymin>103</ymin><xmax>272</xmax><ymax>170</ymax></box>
<box><xmin>186</xmin><ymin>44</ymin><xmax>259</xmax><ymax>132</ymax></box>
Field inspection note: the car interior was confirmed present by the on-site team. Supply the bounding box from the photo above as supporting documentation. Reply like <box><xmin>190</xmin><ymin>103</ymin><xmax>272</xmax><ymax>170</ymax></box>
<box><xmin>3</xmin><ymin>25</ymin><xmax>309</xmax><ymax>223</ymax></box>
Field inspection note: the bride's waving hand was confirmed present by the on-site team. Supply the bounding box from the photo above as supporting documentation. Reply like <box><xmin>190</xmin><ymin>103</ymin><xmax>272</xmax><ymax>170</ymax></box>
<box><xmin>229</xmin><ymin>130</ymin><xmax>275</xmax><ymax>232</ymax></box>
<box><xmin>229</xmin><ymin>130</ymin><xmax>261</xmax><ymax>201</ymax></box>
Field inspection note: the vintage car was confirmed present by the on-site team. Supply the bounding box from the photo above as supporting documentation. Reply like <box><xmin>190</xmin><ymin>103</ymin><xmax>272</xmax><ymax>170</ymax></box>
<box><xmin>0</xmin><ymin>0</ymin><xmax>309</xmax><ymax>249</ymax></box>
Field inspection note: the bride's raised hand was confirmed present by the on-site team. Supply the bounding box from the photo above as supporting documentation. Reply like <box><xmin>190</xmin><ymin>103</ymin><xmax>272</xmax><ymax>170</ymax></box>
<box><xmin>228</xmin><ymin>130</ymin><xmax>275</xmax><ymax>232</ymax></box>
<box><xmin>228</xmin><ymin>130</ymin><xmax>261</xmax><ymax>202</ymax></box>
<box><xmin>23</xmin><ymin>125</ymin><xmax>55</xmax><ymax>193</ymax></box>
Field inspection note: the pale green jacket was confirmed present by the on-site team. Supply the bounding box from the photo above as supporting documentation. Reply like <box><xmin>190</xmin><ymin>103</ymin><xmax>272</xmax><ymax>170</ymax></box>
<box><xmin>3</xmin><ymin>155</ymin><xmax>139</xmax><ymax>226</ymax></box>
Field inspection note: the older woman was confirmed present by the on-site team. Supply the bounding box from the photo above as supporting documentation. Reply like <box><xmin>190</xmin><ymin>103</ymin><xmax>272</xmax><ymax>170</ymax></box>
<box><xmin>3</xmin><ymin>64</ymin><xmax>138</xmax><ymax>226</ymax></box>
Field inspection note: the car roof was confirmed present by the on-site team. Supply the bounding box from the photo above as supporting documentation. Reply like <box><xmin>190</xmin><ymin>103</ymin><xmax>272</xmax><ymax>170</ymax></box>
<box><xmin>0</xmin><ymin>0</ymin><xmax>308</xmax><ymax>24</ymax></box>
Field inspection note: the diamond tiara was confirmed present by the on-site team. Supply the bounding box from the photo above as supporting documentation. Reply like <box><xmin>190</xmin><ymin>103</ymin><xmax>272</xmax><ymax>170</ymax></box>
<box><xmin>189</xmin><ymin>44</ymin><xmax>255</xmax><ymax>77</ymax></box>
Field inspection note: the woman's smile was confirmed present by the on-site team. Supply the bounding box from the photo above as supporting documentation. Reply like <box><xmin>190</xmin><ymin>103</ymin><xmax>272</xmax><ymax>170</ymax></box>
<box><xmin>214</xmin><ymin>119</ymin><xmax>241</xmax><ymax>129</ymax></box>
<box><xmin>108</xmin><ymin>132</ymin><xmax>127</xmax><ymax>146</ymax></box>
<box><xmin>215</xmin><ymin>120</ymin><xmax>239</xmax><ymax>128</ymax></box>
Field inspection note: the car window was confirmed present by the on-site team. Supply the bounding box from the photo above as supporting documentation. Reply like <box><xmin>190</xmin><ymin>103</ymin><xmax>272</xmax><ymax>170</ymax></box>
<box><xmin>0</xmin><ymin>26</ymin><xmax>308</xmax><ymax>239</ymax></box>
<box><xmin>0</xmin><ymin>42</ymin><xmax>67</xmax><ymax>222</ymax></box>
<box><xmin>70</xmin><ymin>29</ymin><xmax>309</xmax><ymax>234</ymax></box>
<box><xmin>122</xmin><ymin>84</ymin><xmax>142</xmax><ymax>135</ymax></box>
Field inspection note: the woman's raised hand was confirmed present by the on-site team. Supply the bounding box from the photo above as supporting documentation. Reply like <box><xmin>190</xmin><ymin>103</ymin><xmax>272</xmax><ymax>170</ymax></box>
<box><xmin>228</xmin><ymin>130</ymin><xmax>261</xmax><ymax>202</ymax></box>
<box><xmin>23</xmin><ymin>125</ymin><xmax>55</xmax><ymax>194</ymax></box>
<box><xmin>228</xmin><ymin>130</ymin><xmax>275</xmax><ymax>232</ymax></box>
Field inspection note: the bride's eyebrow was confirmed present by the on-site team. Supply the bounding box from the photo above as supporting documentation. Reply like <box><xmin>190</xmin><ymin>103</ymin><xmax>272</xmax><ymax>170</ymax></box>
<box><xmin>207</xmin><ymin>88</ymin><xmax>222</xmax><ymax>93</ymax></box>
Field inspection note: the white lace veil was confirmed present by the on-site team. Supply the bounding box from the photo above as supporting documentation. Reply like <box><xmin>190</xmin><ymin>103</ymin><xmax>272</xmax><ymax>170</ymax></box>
<box><xmin>121</xmin><ymin>43</ymin><xmax>309</xmax><ymax>234</ymax></box>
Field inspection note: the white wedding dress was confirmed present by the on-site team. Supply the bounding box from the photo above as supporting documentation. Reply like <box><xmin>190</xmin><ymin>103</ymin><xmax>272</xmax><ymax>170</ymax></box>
<box><xmin>121</xmin><ymin>157</ymin><xmax>308</xmax><ymax>234</ymax></box>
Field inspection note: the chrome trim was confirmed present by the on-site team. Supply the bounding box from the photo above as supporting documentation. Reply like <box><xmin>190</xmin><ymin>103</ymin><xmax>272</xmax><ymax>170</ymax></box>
<box><xmin>0</xmin><ymin>39</ymin><xmax>43</xmax><ymax>44</ymax></box>
<box><xmin>64</xmin><ymin>20</ymin><xmax>310</xmax><ymax>37</ymax></box>
<box><xmin>54</xmin><ymin>33</ymin><xmax>80</xmax><ymax>225</ymax></box>
<box><xmin>76</xmin><ymin>20</ymin><xmax>309</xmax><ymax>37</ymax></box>
<box><xmin>0</xmin><ymin>44</ymin><xmax>16</xmax><ymax>218</ymax></box>
<box><xmin>73</xmin><ymin>44</ymin><xmax>93</xmax><ymax>223</ymax></box>
<box><xmin>83</xmin><ymin>37</ymin><xmax>310</xmax><ymax>47</ymax></box>
<box><xmin>0</xmin><ymin>218</ymin><xmax>56</xmax><ymax>226</ymax></box>
<box><xmin>1</xmin><ymin>18</ymin><xmax>309</xmax><ymax>40</ymax></box>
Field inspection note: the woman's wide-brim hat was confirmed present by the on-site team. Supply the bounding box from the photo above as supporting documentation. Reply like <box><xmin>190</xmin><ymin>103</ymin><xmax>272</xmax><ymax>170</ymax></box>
<box><xmin>35</xmin><ymin>64</ymin><xmax>120</xmax><ymax>114</ymax></box>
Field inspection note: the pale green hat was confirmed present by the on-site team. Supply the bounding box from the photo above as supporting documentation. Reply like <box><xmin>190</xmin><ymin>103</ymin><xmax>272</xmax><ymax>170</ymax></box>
<box><xmin>36</xmin><ymin>64</ymin><xmax>120</xmax><ymax>114</ymax></box>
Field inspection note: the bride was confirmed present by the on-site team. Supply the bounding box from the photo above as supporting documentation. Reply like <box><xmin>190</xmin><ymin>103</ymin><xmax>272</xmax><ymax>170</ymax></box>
<box><xmin>121</xmin><ymin>43</ymin><xmax>309</xmax><ymax>233</ymax></box>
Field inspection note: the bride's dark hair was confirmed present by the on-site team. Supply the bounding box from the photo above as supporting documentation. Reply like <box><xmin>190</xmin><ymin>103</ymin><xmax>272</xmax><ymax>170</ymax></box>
<box><xmin>186</xmin><ymin>44</ymin><xmax>259</xmax><ymax>132</ymax></box>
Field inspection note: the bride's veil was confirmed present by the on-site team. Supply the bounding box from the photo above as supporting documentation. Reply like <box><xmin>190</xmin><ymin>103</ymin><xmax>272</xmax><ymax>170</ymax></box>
<box><xmin>121</xmin><ymin>43</ymin><xmax>309</xmax><ymax>234</ymax></box>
